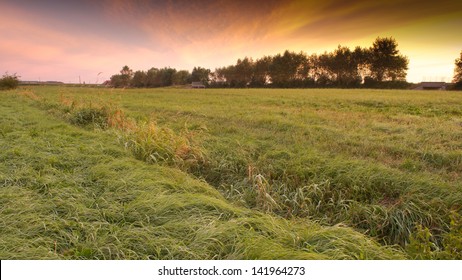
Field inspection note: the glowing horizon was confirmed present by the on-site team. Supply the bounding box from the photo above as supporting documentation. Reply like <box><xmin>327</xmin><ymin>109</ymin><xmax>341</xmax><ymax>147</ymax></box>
<box><xmin>1</xmin><ymin>0</ymin><xmax>461</xmax><ymax>84</ymax></box>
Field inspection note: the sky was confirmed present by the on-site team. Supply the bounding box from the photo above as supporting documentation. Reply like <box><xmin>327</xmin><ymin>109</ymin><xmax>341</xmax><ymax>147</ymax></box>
<box><xmin>1</xmin><ymin>0</ymin><xmax>461</xmax><ymax>83</ymax></box>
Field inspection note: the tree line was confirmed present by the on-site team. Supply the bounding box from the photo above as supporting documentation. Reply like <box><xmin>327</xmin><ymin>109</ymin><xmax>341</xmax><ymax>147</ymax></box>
<box><xmin>109</xmin><ymin>38</ymin><xmax>462</xmax><ymax>89</ymax></box>
<box><xmin>213</xmin><ymin>37</ymin><xmax>410</xmax><ymax>89</ymax></box>
<box><xmin>109</xmin><ymin>66</ymin><xmax>210</xmax><ymax>88</ymax></box>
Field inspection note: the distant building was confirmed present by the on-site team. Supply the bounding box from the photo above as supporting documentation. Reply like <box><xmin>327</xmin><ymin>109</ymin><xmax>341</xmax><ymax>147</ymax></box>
<box><xmin>191</xmin><ymin>81</ymin><xmax>206</xmax><ymax>88</ymax></box>
<box><xmin>413</xmin><ymin>82</ymin><xmax>447</xmax><ymax>90</ymax></box>
<box><xmin>19</xmin><ymin>81</ymin><xmax>40</xmax><ymax>85</ymax></box>
<box><xmin>19</xmin><ymin>81</ymin><xmax>64</xmax><ymax>85</ymax></box>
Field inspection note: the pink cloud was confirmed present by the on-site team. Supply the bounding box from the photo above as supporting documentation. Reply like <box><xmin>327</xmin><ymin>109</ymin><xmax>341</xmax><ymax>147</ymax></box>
<box><xmin>0</xmin><ymin>3</ymin><xmax>164</xmax><ymax>82</ymax></box>
<box><xmin>2</xmin><ymin>0</ymin><xmax>461</xmax><ymax>83</ymax></box>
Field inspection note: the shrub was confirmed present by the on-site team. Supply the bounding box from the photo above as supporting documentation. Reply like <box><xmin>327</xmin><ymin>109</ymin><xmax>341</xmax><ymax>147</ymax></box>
<box><xmin>440</xmin><ymin>212</ymin><xmax>462</xmax><ymax>259</ymax></box>
<box><xmin>406</xmin><ymin>212</ymin><xmax>462</xmax><ymax>259</ymax></box>
<box><xmin>0</xmin><ymin>72</ymin><xmax>19</xmax><ymax>90</ymax></box>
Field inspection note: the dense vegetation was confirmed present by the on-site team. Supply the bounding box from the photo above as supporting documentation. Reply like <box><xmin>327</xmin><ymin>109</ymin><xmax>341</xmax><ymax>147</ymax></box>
<box><xmin>0</xmin><ymin>73</ymin><xmax>19</xmax><ymax>90</ymax></box>
<box><xmin>3</xmin><ymin>86</ymin><xmax>461</xmax><ymax>260</ymax></box>
<box><xmin>110</xmin><ymin>37</ymin><xmax>409</xmax><ymax>89</ymax></box>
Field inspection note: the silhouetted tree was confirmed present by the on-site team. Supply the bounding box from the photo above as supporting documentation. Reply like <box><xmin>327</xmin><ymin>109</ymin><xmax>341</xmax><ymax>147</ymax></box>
<box><xmin>352</xmin><ymin>46</ymin><xmax>371</xmax><ymax>84</ymax></box>
<box><xmin>131</xmin><ymin>70</ymin><xmax>147</xmax><ymax>87</ymax></box>
<box><xmin>214</xmin><ymin>65</ymin><xmax>236</xmax><ymax>87</ymax></box>
<box><xmin>452</xmin><ymin>51</ymin><xmax>462</xmax><ymax>90</ymax></box>
<box><xmin>108</xmin><ymin>37</ymin><xmax>410</xmax><ymax>90</ymax></box>
<box><xmin>158</xmin><ymin>67</ymin><xmax>177</xmax><ymax>87</ymax></box>
<box><xmin>191</xmin><ymin>67</ymin><xmax>211</xmax><ymax>85</ymax></box>
<box><xmin>120</xmin><ymin>65</ymin><xmax>133</xmax><ymax>77</ymax></box>
<box><xmin>269</xmin><ymin>50</ymin><xmax>309</xmax><ymax>87</ymax></box>
<box><xmin>210</xmin><ymin>67</ymin><xmax>228</xmax><ymax>87</ymax></box>
<box><xmin>251</xmin><ymin>56</ymin><xmax>271</xmax><ymax>87</ymax></box>
<box><xmin>146</xmin><ymin>68</ymin><xmax>161</xmax><ymax>87</ymax></box>
<box><xmin>110</xmin><ymin>65</ymin><xmax>133</xmax><ymax>88</ymax></box>
<box><xmin>234</xmin><ymin>57</ymin><xmax>254</xmax><ymax>87</ymax></box>
<box><xmin>313</xmin><ymin>46</ymin><xmax>361</xmax><ymax>87</ymax></box>
<box><xmin>369</xmin><ymin>37</ymin><xmax>408</xmax><ymax>82</ymax></box>
<box><xmin>214</xmin><ymin>58</ymin><xmax>255</xmax><ymax>87</ymax></box>
<box><xmin>173</xmin><ymin>70</ymin><xmax>191</xmax><ymax>85</ymax></box>
<box><xmin>334</xmin><ymin>46</ymin><xmax>362</xmax><ymax>87</ymax></box>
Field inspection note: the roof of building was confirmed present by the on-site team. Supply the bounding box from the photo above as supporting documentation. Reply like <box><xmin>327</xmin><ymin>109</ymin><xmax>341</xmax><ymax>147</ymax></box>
<box><xmin>191</xmin><ymin>81</ymin><xmax>205</xmax><ymax>88</ymax></box>
<box><xmin>419</xmin><ymin>82</ymin><xmax>446</xmax><ymax>87</ymax></box>
<box><xmin>412</xmin><ymin>82</ymin><xmax>447</xmax><ymax>90</ymax></box>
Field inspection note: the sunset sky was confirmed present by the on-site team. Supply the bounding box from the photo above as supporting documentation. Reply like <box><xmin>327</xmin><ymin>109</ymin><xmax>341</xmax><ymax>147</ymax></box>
<box><xmin>1</xmin><ymin>0</ymin><xmax>461</xmax><ymax>83</ymax></box>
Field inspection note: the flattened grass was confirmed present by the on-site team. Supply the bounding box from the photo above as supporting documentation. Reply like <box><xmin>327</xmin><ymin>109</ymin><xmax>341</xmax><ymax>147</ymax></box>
<box><xmin>0</xmin><ymin>92</ymin><xmax>403</xmax><ymax>259</ymax></box>
<box><xmin>15</xmin><ymin>86</ymin><xmax>462</xmax><ymax>249</ymax></box>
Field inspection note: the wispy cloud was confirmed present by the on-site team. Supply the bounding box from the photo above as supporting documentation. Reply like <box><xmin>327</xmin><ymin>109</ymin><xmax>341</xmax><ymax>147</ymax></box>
<box><xmin>1</xmin><ymin>0</ymin><xmax>461</xmax><ymax>82</ymax></box>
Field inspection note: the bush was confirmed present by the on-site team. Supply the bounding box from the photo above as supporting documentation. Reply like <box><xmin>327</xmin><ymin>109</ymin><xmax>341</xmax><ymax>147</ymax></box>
<box><xmin>407</xmin><ymin>212</ymin><xmax>462</xmax><ymax>259</ymax></box>
<box><xmin>452</xmin><ymin>81</ymin><xmax>462</xmax><ymax>90</ymax></box>
<box><xmin>363</xmin><ymin>77</ymin><xmax>410</xmax><ymax>89</ymax></box>
<box><xmin>0</xmin><ymin>73</ymin><xmax>19</xmax><ymax>90</ymax></box>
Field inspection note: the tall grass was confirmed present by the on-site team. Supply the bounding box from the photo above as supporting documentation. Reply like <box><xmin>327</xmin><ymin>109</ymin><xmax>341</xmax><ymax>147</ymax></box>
<box><xmin>0</xmin><ymin>91</ymin><xmax>405</xmax><ymax>259</ymax></box>
<box><xmin>119</xmin><ymin>122</ymin><xmax>206</xmax><ymax>170</ymax></box>
<box><xmin>27</xmin><ymin>91</ymin><xmax>208</xmax><ymax>172</ymax></box>
<box><xmin>13</xmin><ymin>86</ymin><xmax>462</xmax><ymax>257</ymax></box>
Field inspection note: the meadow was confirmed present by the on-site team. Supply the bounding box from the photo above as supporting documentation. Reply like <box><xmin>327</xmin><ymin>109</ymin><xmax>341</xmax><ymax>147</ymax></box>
<box><xmin>1</xmin><ymin>86</ymin><xmax>461</xmax><ymax>259</ymax></box>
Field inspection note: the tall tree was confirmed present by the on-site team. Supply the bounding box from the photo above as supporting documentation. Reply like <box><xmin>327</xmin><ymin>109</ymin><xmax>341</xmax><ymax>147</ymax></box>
<box><xmin>210</xmin><ymin>67</ymin><xmax>228</xmax><ymax>87</ymax></box>
<box><xmin>191</xmin><ymin>67</ymin><xmax>211</xmax><ymax>85</ymax></box>
<box><xmin>146</xmin><ymin>68</ymin><xmax>161</xmax><ymax>87</ymax></box>
<box><xmin>269</xmin><ymin>50</ymin><xmax>308</xmax><ymax>87</ymax></box>
<box><xmin>110</xmin><ymin>66</ymin><xmax>134</xmax><ymax>88</ymax></box>
<box><xmin>369</xmin><ymin>37</ymin><xmax>408</xmax><ymax>82</ymax></box>
<box><xmin>120</xmin><ymin>65</ymin><xmax>133</xmax><ymax>77</ymax></box>
<box><xmin>158</xmin><ymin>67</ymin><xmax>177</xmax><ymax>87</ymax></box>
<box><xmin>234</xmin><ymin>57</ymin><xmax>254</xmax><ymax>87</ymax></box>
<box><xmin>252</xmin><ymin>56</ymin><xmax>271</xmax><ymax>87</ymax></box>
<box><xmin>317</xmin><ymin>46</ymin><xmax>361</xmax><ymax>87</ymax></box>
<box><xmin>314</xmin><ymin>52</ymin><xmax>335</xmax><ymax>87</ymax></box>
<box><xmin>173</xmin><ymin>70</ymin><xmax>191</xmax><ymax>85</ymax></box>
<box><xmin>214</xmin><ymin>65</ymin><xmax>237</xmax><ymax>87</ymax></box>
<box><xmin>131</xmin><ymin>70</ymin><xmax>147</xmax><ymax>87</ymax></box>
<box><xmin>352</xmin><ymin>46</ymin><xmax>371</xmax><ymax>84</ymax></box>
<box><xmin>453</xmin><ymin>51</ymin><xmax>462</xmax><ymax>89</ymax></box>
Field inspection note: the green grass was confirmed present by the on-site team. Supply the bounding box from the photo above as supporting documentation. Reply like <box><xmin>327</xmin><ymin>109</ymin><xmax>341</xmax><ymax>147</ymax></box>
<box><xmin>3</xmin><ymin>86</ymin><xmax>462</xmax><ymax>259</ymax></box>
<box><xmin>0</xmin><ymin>91</ymin><xmax>404</xmax><ymax>259</ymax></box>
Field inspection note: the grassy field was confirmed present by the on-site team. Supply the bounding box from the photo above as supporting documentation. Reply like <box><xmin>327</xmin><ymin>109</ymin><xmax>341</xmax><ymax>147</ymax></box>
<box><xmin>1</xmin><ymin>86</ymin><xmax>461</xmax><ymax>259</ymax></box>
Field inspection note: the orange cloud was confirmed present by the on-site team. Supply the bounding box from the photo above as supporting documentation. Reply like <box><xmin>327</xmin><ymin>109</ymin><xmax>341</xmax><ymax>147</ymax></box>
<box><xmin>2</xmin><ymin>0</ymin><xmax>461</xmax><ymax>82</ymax></box>
<box><xmin>101</xmin><ymin>0</ymin><xmax>461</xmax><ymax>70</ymax></box>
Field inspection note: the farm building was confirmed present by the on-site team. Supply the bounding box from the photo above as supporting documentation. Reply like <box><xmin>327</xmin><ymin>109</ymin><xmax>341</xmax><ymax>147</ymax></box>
<box><xmin>413</xmin><ymin>82</ymin><xmax>447</xmax><ymax>90</ymax></box>
<box><xmin>191</xmin><ymin>81</ymin><xmax>206</xmax><ymax>88</ymax></box>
